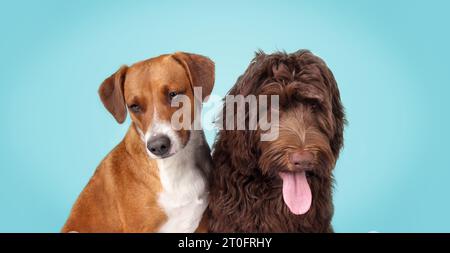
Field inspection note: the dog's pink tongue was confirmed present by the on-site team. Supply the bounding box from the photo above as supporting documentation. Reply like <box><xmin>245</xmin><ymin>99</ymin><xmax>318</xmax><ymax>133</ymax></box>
<box><xmin>279</xmin><ymin>171</ymin><xmax>312</xmax><ymax>215</ymax></box>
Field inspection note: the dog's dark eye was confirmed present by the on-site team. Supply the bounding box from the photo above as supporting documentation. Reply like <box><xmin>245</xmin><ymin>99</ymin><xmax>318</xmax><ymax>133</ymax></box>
<box><xmin>169</xmin><ymin>91</ymin><xmax>178</xmax><ymax>98</ymax></box>
<box><xmin>129</xmin><ymin>104</ymin><xmax>142</xmax><ymax>113</ymax></box>
<box><xmin>307</xmin><ymin>100</ymin><xmax>321</xmax><ymax>112</ymax></box>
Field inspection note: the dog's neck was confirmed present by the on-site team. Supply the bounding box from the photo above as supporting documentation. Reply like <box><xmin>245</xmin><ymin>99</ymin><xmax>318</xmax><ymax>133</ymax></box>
<box><xmin>156</xmin><ymin>129</ymin><xmax>211</xmax><ymax>232</ymax></box>
<box><xmin>123</xmin><ymin>124</ymin><xmax>210</xmax><ymax>232</ymax></box>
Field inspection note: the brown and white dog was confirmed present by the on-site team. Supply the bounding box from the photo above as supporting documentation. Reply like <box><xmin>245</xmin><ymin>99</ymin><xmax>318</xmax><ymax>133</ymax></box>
<box><xmin>62</xmin><ymin>52</ymin><xmax>214</xmax><ymax>233</ymax></box>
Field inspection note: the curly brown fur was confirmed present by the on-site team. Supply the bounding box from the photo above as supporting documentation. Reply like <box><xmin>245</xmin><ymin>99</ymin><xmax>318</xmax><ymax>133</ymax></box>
<box><xmin>208</xmin><ymin>50</ymin><xmax>345</xmax><ymax>232</ymax></box>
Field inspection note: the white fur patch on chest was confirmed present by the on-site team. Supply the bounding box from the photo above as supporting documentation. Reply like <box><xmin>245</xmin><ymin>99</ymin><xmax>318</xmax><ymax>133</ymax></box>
<box><xmin>156</xmin><ymin>132</ymin><xmax>210</xmax><ymax>233</ymax></box>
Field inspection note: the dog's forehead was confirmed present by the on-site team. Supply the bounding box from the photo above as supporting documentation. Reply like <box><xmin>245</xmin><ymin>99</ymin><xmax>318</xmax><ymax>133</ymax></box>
<box><xmin>125</xmin><ymin>55</ymin><xmax>189</xmax><ymax>87</ymax></box>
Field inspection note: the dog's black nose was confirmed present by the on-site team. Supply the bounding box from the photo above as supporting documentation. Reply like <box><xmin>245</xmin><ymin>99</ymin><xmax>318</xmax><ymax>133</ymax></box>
<box><xmin>147</xmin><ymin>135</ymin><xmax>171</xmax><ymax>157</ymax></box>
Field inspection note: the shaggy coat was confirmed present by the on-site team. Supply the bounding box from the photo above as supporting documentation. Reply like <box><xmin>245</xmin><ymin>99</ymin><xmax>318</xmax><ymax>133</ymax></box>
<box><xmin>208</xmin><ymin>50</ymin><xmax>345</xmax><ymax>232</ymax></box>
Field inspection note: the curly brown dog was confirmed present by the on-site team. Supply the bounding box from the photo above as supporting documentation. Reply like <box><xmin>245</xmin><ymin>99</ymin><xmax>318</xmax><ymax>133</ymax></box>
<box><xmin>208</xmin><ymin>50</ymin><xmax>345</xmax><ymax>232</ymax></box>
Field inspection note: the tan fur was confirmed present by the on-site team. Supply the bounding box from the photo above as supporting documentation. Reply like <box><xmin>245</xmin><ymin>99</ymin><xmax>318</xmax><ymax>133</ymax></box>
<box><xmin>62</xmin><ymin>53</ymin><xmax>214</xmax><ymax>233</ymax></box>
<box><xmin>62</xmin><ymin>126</ymin><xmax>167</xmax><ymax>232</ymax></box>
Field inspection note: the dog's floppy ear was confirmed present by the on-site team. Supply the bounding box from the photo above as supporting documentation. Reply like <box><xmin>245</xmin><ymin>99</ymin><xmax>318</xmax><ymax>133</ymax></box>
<box><xmin>172</xmin><ymin>52</ymin><xmax>215</xmax><ymax>101</ymax></box>
<box><xmin>98</xmin><ymin>65</ymin><xmax>128</xmax><ymax>124</ymax></box>
<box><xmin>322</xmin><ymin>66</ymin><xmax>346</xmax><ymax>157</ymax></box>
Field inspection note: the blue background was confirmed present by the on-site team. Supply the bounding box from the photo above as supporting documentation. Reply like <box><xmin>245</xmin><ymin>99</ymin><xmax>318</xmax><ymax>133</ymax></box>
<box><xmin>1</xmin><ymin>0</ymin><xmax>449</xmax><ymax>232</ymax></box>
